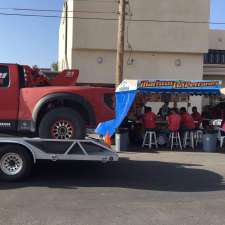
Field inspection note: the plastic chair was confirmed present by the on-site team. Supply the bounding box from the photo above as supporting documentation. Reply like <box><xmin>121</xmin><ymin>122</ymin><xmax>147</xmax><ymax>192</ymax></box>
<box><xmin>194</xmin><ymin>129</ymin><xmax>203</xmax><ymax>146</ymax></box>
<box><xmin>217</xmin><ymin>128</ymin><xmax>225</xmax><ymax>148</ymax></box>
<box><xmin>169</xmin><ymin>131</ymin><xmax>182</xmax><ymax>150</ymax></box>
<box><xmin>183</xmin><ymin>130</ymin><xmax>195</xmax><ymax>149</ymax></box>
<box><xmin>142</xmin><ymin>130</ymin><xmax>158</xmax><ymax>149</ymax></box>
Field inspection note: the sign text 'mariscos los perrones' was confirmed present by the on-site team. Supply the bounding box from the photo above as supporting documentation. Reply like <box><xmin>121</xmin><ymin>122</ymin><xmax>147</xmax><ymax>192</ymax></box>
<box><xmin>139</xmin><ymin>80</ymin><xmax>221</xmax><ymax>89</ymax></box>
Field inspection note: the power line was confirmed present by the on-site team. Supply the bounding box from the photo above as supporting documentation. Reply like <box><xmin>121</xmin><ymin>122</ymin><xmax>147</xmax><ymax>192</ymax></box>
<box><xmin>0</xmin><ymin>11</ymin><xmax>224</xmax><ymax>25</ymax></box>
<box><xmin>0</xmin><ymin>7</ymin><xmax>116</xmax><ymax>14</ymax></box>
<box><xmin>0</xmin><ymin>12</ymin><xmax>117</xmax><ymax>19</ymax></box>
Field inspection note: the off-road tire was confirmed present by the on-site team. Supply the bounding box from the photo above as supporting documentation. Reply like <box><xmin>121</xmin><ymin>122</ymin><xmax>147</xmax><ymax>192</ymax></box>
<box><xmin>39</xmin><ymin>107</ymin><xmax>86</xmax><ymax>139</ymax></box>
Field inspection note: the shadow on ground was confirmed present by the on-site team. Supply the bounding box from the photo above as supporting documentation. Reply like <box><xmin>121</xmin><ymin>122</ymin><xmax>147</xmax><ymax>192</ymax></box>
<box><xmin>0</xmin><ymin>157</ymin><xmax>224</xmax><ymax>192</ymax></box>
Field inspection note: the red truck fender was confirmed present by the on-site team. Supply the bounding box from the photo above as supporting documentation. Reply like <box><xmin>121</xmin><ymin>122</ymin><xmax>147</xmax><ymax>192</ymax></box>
<box><xmin>32</xmin><ymin>92</ymin><xmax>96</xmax><ymax>127</ymax></box>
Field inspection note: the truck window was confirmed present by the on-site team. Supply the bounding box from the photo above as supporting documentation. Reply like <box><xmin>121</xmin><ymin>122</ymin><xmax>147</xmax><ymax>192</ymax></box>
<box><xmin>0</xmin><ymin>66</ymin><xmax>9</xmax><ymax>87</ymax></box>
<box><xmin>18</xmin><ymin>65</ymin><xmax>25</xmax><ymax>88</ymax></box>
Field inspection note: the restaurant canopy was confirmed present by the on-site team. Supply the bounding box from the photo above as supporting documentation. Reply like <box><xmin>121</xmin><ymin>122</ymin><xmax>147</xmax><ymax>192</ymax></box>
<box><xmin>96</xmin><ymin>79</ymin><xmax>222</xmax><ymax>137</ymax></box>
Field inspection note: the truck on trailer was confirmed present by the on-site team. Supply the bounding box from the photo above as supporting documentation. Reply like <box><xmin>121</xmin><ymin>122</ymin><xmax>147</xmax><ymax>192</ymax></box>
<box><xmin>0</xmin><ymin>63</ymin><xmax>114</xmax><ymax>140</ymax></box>
<box><xmin>0</xmin><ymin>64</ymin><xmax>117</xmax><ymax>181</ymax></box>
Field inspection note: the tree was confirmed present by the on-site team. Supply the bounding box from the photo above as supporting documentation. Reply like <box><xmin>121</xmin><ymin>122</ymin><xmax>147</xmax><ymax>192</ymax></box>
<box><xmin>51</xmin><ymin>62</ymin><xmax>58</xmax><ymax>72</ymax></box>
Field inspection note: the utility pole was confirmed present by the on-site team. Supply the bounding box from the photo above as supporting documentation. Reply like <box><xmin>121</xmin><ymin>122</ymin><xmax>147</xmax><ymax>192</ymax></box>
<box><xmin>115</xmin><ymin>0</ymin><xmax>126</xmax><ymax>87</ymax></box>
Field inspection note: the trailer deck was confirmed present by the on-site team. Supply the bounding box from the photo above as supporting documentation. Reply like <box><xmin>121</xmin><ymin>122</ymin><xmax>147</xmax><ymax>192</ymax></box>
<box><xmin>0</xmin><ymin>137</ymin><xmax>118</xmax><ymax>181</ymax></box>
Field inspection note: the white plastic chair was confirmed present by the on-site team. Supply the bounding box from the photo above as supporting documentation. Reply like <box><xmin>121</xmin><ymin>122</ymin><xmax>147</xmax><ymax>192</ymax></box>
<box><xmin>217</xmin><ymin>128</ymin><xmax>225</xmax><ymax>148</ymax></box>
<box><xmin>142</xmin><ymin>131</ymin><xmax>158</xmax><ymax>149</ymax></box>
<box><xmin>169</xmin><ymin>131</ymin><xmax>182</xmax><ymax>150</ymax></box>
<box><xmin>183</xmin><ymin>130</ymin><xmax>195</xmax><ymax>149</ymax></box>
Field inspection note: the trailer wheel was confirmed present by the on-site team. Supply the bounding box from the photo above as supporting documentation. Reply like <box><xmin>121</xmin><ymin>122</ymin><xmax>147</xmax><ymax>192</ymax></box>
<box><xmin>39</xmin><ymin>107</ymin><xmax>86</xmax><ymax>140</ymax></box>
<box><xmin>0</xmin><ymin>145</ymin><xmax>33</xmax><ymax>181</ymax></box>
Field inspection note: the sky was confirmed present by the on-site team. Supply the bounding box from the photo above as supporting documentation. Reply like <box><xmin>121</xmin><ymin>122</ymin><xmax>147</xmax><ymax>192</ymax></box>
<box><xmin>0</xmin><ymin>0</ymin><xmax>224</xmax><ymax>68</ymax></box>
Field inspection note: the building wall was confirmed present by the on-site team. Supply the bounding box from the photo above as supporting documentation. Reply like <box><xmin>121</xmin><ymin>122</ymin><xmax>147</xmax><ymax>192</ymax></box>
<box><xmin>209</xmin><ymin>30</ymin><xmax>225</xmax><ymax>50</ymax></box>
<box><xmin>72</xmin><ymin>0</ymin><xmax>209</xmax><ymax>53</ymax></box>
<box><xmin>203</xmin><ymin>30</ymin><xmax>225</xmax><ymax>89</ymax></box>
<box><xmin>59</xmin><ymin>0</ymin><xmax>209</xmax><ymax>76</ymax></box>
<box><xmin>58</xmin><ymin>0</ymin><xmax>75</xmax><ymax>69</ymax></box>
<box><xmin>72</xmin><ymin>50</ymin><xmax>204</xmax><ymax>84</ymax></box>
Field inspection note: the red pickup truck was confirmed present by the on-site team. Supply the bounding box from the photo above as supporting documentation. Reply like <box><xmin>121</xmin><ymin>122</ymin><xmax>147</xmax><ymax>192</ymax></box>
<box><xmin>0</xmin><ymin>63</ymin><xmax>114</xmax><ymax>139</ymax></box>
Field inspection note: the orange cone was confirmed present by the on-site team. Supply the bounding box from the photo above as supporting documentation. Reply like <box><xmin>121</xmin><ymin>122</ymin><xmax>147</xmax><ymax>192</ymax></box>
<box><xmin>104</xmin><ymin>132</ymin><xmax>111</xmax><ymax>146</ymax></box>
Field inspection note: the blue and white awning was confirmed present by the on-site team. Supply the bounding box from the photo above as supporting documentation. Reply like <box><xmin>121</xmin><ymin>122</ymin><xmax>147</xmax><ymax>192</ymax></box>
<box><xmin>96</xmin><ymin>79</ymin><xmax>222</xmax><ymax>137</ymax></box>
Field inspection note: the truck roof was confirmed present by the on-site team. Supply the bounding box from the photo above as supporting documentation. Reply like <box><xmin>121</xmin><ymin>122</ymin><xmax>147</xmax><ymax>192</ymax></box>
<box><xmin>0</xmin><ymin>63</ymin><xmax>20</xmax><ymax>65</ymax></box>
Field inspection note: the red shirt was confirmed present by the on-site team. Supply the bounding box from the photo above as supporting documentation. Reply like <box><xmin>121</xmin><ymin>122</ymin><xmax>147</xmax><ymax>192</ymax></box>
<box><xmin>191</xmin><ymin>112</ymin><xmax>202</xmax><ymax>128</ymax></box>
<box><xmin>168</xmin><ymin>113</ymin><xmax>181</xmax><ymax>131</ymax></box>
<box><xmin>144</xmin><ymin>112</ymin><xmax>156</xmax><ymax>129</ymax></box>
<box><xmin>181</xmin><ymin>113</ymin><xmax>195</xmax><ymax>129</ymax></box>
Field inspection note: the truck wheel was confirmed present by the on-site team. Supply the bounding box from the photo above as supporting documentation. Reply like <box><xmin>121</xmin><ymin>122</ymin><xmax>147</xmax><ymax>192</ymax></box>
<box><xmin>39</xmin><ymin>107</ymin><xmax>86</xmax><ymax>140</ymax></box>
<box><xmin>0</xmin><ymin>145</ymin><xmax>33</xmax><ymax>181</ymax></box>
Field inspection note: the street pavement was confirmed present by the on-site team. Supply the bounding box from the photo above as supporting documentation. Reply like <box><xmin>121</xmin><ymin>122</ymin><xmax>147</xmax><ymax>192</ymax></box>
<box><xmin>0</xmin><ymin>151</ymin><xmax>225</xmax><ymax>225</ymax></box>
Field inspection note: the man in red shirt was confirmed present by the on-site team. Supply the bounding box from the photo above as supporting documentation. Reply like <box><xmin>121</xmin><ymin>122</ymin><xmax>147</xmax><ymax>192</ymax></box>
<box><xmin>143</xmin><ymin>106</ymin><xmax>157</xmax><ymax>130</ymax></box>
<box><xmin>191</xmin><ymin>106</ymin><xmax>202</xmax><ymax>129</ymax></box>
<box><xmin>168</xmin><ymin>108</ymin><xmax>181</xmax><ymax>131</ymax></box>
<box><xmin>180</xmin><ymin>107</ymin><xmax>195</xmax><ymax>130</ymax></box>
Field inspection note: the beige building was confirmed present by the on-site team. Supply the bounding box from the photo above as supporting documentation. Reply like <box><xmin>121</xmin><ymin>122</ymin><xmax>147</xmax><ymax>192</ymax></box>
<box><xmin>204</xmin><ymin>29</ymin><xmax>225</xmax><ymax>85</ymax></box>
<box><xmin>202</xmin><ymin>30</ymin><xmax>225</xmax><ymax>106</ymax></box>
<box><xmin>59</xmin><ymin>0</ymin><xmax>210</xmax><ymax>110</ymax></box>
<box><xmin>59</xmin><ymin>0</ymin><xmax>209</xmax><ymax>82</ymax></box>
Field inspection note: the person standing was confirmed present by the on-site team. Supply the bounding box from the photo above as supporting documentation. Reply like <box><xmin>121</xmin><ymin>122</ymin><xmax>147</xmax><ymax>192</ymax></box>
<box><xmin>191</xmin><ymin>106</ymin><xmax>202</xmax><ymax>129</ymax></box>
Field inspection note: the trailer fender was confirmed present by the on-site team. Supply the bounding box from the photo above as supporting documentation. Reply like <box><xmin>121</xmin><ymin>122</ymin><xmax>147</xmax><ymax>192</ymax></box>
<box><xmin>0</xmin><ymin>141</ymin><xmax>36</xmax><ymax>164</ymax></box>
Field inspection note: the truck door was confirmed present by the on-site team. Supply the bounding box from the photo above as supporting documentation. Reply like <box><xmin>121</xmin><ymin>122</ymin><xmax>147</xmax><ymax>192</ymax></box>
<box><xmin>0</xmin><ymin>64</ymin><xmax>20</xmax><ymax>131</ymax></box>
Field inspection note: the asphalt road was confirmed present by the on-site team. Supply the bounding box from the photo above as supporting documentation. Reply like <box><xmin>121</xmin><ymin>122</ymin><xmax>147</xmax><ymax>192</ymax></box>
<box><xmin>0</xmin><ymin>151</ymin><xmax>225</xmax><ymax>225</ymax></box>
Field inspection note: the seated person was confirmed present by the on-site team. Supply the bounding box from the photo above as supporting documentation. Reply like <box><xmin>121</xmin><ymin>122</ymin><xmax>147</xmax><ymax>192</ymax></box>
<box><xmin>128</xmin><ymin>111</ymin><xmax>136</xmax><ymax>121</ymax></box>
<box><xmin>191</xmin><ymin>106</ymin><xmax>202</xmax><ymax>129</ymax></box>
<box><xmin>180</xmin><ymin>107</ymin><xmax>195</xmax><ymax>130</ymax></box>
<box><xmin>143</xmin><ymin>104</ymin><xmax>156</xmax><ymax>131</ymax></box>
<box><xmin>168</xmin><ymin>108</ymin><xmax>181</xmax><ymax>132</ymax></box>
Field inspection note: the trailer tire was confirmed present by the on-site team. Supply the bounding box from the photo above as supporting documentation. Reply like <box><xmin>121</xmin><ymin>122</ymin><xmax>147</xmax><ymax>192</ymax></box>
<box><xmin>0</xmin><ymin>145</ymin><xmax>33</xmax><ymax>181</ymax></box>
<box><xmin>39</xmin><ymin>107</ymin><xmax>86</xmax><ymax>140</ymax></box>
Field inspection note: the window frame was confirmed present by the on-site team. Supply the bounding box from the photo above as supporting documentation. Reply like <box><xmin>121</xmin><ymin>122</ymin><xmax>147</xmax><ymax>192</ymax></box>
<box><xmin>0</xmin><ymin>65</ymin><xmax>10</xmax><ymax>88</ymax></box>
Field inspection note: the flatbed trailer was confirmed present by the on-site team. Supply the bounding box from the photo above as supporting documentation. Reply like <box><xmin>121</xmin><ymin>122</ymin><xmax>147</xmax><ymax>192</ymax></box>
<box><xmin>0</xmin><ymin>137</ymin><xmax>118</xmax><ymax>181</ymax></box>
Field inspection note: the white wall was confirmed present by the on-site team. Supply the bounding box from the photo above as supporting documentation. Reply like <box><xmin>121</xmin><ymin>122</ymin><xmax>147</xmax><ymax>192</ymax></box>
<box><xmin>72</xmin><ymin>50</ymin><xmax>204</xmax><ymax>84</ymax></box>
<box><xmin>209</xmin><ymin>30</ymin><xmax>225</xmax><ymax>50</ymax></box>
<box><xmin>73</xmin><ymin>0</ymin><xmax>209</xmax><ymax>53</ymax></box>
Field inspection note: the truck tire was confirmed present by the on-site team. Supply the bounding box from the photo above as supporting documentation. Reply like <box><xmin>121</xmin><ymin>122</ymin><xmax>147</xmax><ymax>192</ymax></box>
<box><xmin>0</xmin><ymin>145</ymin><xmax>33</xmax><ymax>181</ymax></box>
<box><xmin>39</xmin><ymin>107</ymin><xmax>86</xmax><ymax>139</ymax></box>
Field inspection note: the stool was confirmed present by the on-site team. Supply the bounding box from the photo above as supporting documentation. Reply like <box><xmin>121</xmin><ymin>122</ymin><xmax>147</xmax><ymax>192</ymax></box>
<box><xmin>169</xmin><ymin>131</ymin><xmax>182</xmax><ymax>150</ymax></box>
<box><xmin>183</xmin><ymin>130</ymin><xmax>195</xmax><ymax>149</ymax></box>
<box><xmin>195</xmin><ymin>130</ymin><xmax>203</xmax><ymax>146</ymax></box>
<box><xmin>142</xmin><ymin>131</ymin><xmax>158</xmax><ymax>149</ymax></box>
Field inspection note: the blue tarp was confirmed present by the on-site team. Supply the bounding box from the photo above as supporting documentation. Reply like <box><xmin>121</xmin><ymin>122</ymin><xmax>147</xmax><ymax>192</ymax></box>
<box><xmin>96</xmin><ymin>91</ymin><xmax>136</xmax><ymax>136</ymax></box>
<box><xmin>96</xmin><ymin>79</ymin><xmax>222</xmax><ymax>137</ymax></box>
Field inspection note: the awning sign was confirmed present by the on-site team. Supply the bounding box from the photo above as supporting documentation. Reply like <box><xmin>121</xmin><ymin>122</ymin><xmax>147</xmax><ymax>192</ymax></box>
<box><xmin>138</xmin><ymin>80</ymin><xmax>221</xmax><ymax>89</ymax></box>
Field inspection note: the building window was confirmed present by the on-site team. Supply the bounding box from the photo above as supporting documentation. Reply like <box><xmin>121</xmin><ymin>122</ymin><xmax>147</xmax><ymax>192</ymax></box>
<box><xmin>0</xmin><ymin>66</ymin><xmax>9</xmax><ymax>87</ymax></box>
<box><xmin>204</xmin><ymin>49</ymin><xmax>225</xmax><ymax>64</ymax></box>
